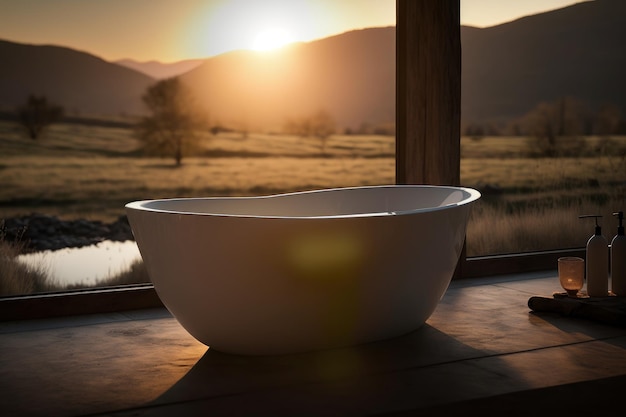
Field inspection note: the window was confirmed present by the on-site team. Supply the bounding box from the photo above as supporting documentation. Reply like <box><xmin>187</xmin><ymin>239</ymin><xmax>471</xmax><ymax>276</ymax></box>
<box><xmin>3</xmin><ymin>1</ymin><xmax>611</xmax><ymax>318</ymax></box>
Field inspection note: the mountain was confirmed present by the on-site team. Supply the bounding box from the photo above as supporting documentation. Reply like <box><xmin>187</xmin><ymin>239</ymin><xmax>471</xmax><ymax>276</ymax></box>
<box><xmin>180</xmin><ymin>0</ymin><xmax>626</xmax><ymax>131</ymax></box>
<box><xmin>115</xmin><ymin>58</ymin><xmax>204</xmax><ymax>79</ymax></box>
<box><xmin>1</xmin><ymin>0</ymin><xmax>623</xmax><ymax>129</ymax></box>
<box><xmin>461</xmin><ymin>0</ymin><xmax>626</xmax><ymax>125</ymax></box>
<box><xmin>180</xmin><ymin>27</ymin><xmax>395</xmax><ymax>131</ymax></box>
<box><xmin>0</xmin><ymin>40</ymin><xmax>154</xmax><ymax>116</ymax></box>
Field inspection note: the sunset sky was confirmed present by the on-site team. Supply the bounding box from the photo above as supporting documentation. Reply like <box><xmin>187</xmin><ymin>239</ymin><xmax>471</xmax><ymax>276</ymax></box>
<box><xmin>0</xmin><ymin>0</ymin><xmax>585</xmax><ymax>62</ymax></box>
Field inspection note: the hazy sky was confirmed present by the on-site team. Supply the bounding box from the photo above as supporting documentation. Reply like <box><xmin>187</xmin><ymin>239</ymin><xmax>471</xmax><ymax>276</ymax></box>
<box><xmin>0</xmin><ymin>0</ymin><xmax>585</xmax><ymax>62</ymax></box>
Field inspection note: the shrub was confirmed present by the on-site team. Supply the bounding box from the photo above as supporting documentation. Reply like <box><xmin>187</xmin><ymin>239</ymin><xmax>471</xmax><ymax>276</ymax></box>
<box><xmin>0</xmin><ymin>234</ymin><xmax>52</xmax><ymax>296</ymax></box>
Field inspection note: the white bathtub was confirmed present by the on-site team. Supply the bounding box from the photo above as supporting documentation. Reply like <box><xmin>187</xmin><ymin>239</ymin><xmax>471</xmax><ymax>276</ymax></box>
<box><xmin>126</xmin><ymin>185</ymin><xmax>480</xmax><ymax>355</ymax></box>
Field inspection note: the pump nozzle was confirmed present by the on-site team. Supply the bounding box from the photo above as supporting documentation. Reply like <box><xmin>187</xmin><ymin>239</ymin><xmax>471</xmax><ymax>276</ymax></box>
<box><xmin>579</xmin><ymin>214</ymin><xmax>603</xmax><ymax>235</ymax></box>
<box><xmin>613</xmin><ymin>211</ymin><xmax>624</xmax><ymax>236</ymax></box>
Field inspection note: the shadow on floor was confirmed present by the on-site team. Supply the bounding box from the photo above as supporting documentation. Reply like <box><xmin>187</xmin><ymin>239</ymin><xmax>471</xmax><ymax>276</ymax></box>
<box><xmin>138</xmin><ymin>324</ymin><xmax>533</xmax><ymax>415</ymax></box>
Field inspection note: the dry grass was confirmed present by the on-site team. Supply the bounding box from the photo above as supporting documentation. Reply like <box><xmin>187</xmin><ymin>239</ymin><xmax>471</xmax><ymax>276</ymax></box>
<box><xmin>1</xmin><ymin>122</ymin><xmax>625</xmax><ymax>258</ymax></box>
<box><xmin>462</xmin><ymin>156</ymin><xmax>625</xmax><ymax>191</ymax></box>
<box><xmin>467</xmin><ymin>197</ymin><xmax>624</xmax><ymax>255</ymax></box>
<box><xmin>0</xmin><ymin>156</ymin><xmax>396</xmax><ymax>221</ymax></box>
<box><xmin>460</xmin><ymin>136</ymin><xmax>626</xmax><ymax>254</ymax></box>
<box><xmin>0</xmin><ymin>123</ymin><xmax>395</xmax><ymax>221</ymax></box>
<box><xmin>0</xmin><ymin>234</ymin><xmax>52</xmax><ymax>296</ymax></box>
<box><xmin>103</xmin><ymin>259</ymin><xmax>150</xmax><ymax>285</ymax></box>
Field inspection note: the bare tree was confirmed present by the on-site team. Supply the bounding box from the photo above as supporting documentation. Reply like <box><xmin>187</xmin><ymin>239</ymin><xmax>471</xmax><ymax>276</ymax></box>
<box><xmin>283</xmin><ymin>117</ymin><xmax>311</xmax><ymax>137</ymax></box>
<box><xmin>136</xmin><ymin>78</ymin><xmax>206</xmax><ymax>166</ymax></box>
<box><xmin>16</xmin><ymin>95</ymin><xmax>64</xmax><ymax>140</ymax></box>
<box><xmin>284</xmin><ymin>109</ymin><xmax>336</xmax><ymax>155</ymax></box>
<box><xmin>310</xmin><ymin>110</ymin><xmax>336</xmax><ymax>141</ymax></box>
<box><xmin>594</xmin><ymin>104</ymin><xmax>622</xmax><ymax>137</ymax></box>
<box><xmin>523</xmin><ymin>97</ymin><xmax>588</xmax><ymax>157</ymax></box>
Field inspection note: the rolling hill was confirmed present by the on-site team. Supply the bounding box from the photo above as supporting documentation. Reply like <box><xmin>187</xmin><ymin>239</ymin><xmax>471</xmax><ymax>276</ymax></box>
<box><xmin>180</xmin><ymin>26</ymin><xmax>396</xmax><ymax>132</ymax></box>
<box><xmin>460</xmin><ymin>0</ymin><xmax>626</xmax><ymax>125</ymax></box>
<box><xmin>0</xmin><ymin>40</ymin><xmax>154</xmax><ymax>116</ymax></box>
<box><xmin>0</xmin><ymin>0</ymin><xmax>623</xmax><ymax>130</ymax></box>
<box><xmin>174</xmin><ymin>0</ymin><xmax>626</xmax><ymax>131</ymax></box>
<box><xmin>115</xmin><ymin>58</ymin><xmax>204</xmax><ymax>80</ymax></box>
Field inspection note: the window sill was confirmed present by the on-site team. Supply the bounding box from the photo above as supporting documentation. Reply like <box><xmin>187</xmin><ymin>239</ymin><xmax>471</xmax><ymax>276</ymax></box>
<box><xmin>462</xmin><ymin>248</ymin><xmax>585</xmax><ymax>279</ymax></box>
<box><xmin>0</xmin><ymin>283</ymin><xmax>163</xmax><ymax>321</ymax></box>
<box><xmin>0</xmin><ymin>248</ymin><xmax>587</xmax><ymax>321</ymax></box>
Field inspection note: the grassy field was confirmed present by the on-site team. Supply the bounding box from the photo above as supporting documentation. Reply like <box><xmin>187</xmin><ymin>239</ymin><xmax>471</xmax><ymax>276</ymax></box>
<box><xmin>0</xmin><ymin>122</ymin><xmax>395</xmax><ymax>221</ymax></box>
<box><xmin>463</xmin><ymin>139</ymin><xmax>626</xmax><ymax>254</ymax></box>
<box><xmin>1</xmin><ymin>121</ymin><xmax>625</xmax><ymax>259</ymax></box>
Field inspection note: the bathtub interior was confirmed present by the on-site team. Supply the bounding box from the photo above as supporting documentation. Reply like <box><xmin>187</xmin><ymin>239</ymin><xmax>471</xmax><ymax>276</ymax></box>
<box><xmin>132</xmin><ymin>185</ymin><xmax>479</xmax><ymax>218</ymax></box>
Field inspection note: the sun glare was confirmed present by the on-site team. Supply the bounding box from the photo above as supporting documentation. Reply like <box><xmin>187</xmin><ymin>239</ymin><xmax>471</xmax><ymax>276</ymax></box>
<box><xmin>252</xmin><ymin>27</ymin><xmax>294</xmax><ymax>51</ymax></box>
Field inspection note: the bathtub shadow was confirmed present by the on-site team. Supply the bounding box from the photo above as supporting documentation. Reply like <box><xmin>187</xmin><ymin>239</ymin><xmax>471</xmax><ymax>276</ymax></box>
<box><xmin>146</xmin><ymin>324</ymin><xmax>533</xmax><ymax>414</ymax></box>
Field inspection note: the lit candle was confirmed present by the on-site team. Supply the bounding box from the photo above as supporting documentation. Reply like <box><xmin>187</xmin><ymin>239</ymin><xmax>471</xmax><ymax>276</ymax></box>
<box><xmin>558</xmin><ymin>257</ymin><xmax>585</xmax><ymax>297</ymax></box>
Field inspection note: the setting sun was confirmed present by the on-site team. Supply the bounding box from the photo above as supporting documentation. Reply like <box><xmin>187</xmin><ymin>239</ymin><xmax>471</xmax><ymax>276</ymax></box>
<box><xmin>252</xmin><ymin>27</ymin><xmax>294</xmax><ymax>51</ymax></box>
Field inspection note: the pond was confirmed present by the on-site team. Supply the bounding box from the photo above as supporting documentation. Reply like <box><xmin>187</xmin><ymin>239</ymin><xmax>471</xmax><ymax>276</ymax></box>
<box><xmin>17</xmin><ymin>240</ymin><xmax>142</xmax><ymax>288</ymax></box>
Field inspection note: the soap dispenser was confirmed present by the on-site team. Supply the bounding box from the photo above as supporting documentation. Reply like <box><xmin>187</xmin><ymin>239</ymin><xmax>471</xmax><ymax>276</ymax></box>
<box><xmin>611</xmin><ymin>211</ymin><xmax>626</xmax><ymax>296</ymax></box>
<box><xmin>579</xmin><ymin>215</ymin><xmax>608</xmax><ymax>297</ymax></box>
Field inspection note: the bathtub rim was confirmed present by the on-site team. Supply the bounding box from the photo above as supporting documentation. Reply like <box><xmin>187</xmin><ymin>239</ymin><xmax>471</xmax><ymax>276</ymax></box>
<box><xmin>125</xmin><ymin>184</ymin><xmax>481</xmax><ymax>220</ymax></box>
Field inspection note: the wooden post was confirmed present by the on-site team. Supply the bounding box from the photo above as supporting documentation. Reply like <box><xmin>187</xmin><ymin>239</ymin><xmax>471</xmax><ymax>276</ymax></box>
<box><xmin>396</xmin><ymin>1</ymin><xmax>465</xmax><ymax>278</ymax></box>
<box><xmin>396</xmin><ymin>0</ymin><xmax>461</xmax><ymax>186</ymax></box>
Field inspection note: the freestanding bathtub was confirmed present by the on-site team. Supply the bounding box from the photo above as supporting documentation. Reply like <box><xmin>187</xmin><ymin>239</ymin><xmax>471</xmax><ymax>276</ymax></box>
<box><xmin>126</xmin><ymin>185</ymin><xmax>480</xmax><ymax>355</ymax></box>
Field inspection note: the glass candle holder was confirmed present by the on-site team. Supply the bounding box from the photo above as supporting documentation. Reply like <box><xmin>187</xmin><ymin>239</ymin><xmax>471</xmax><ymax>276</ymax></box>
<box><xmin>558</xmin><ymin>257</ymin><xmax>585</xmax><ymax>297</ymax></box>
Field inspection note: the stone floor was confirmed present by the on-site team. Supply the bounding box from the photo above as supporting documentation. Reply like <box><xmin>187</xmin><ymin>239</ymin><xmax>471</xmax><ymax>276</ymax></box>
<box><xmin>1</xmin><ymin>271</ymin><xmax>626</xmax><ymax>416</ymax></box>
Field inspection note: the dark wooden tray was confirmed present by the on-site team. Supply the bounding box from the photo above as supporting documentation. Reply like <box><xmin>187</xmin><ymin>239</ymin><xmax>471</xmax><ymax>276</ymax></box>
<box><xmin>528</xmin><ymin>293</ymin><xmax>626</xmax><ymax>327</ymax></box>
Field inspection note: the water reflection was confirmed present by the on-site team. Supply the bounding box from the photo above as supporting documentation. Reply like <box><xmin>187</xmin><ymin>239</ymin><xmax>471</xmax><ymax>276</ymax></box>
<box><xmin>17</xmin><ymin>240</ymin><xmax>141</xmax><ymax>287</ymax></box>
